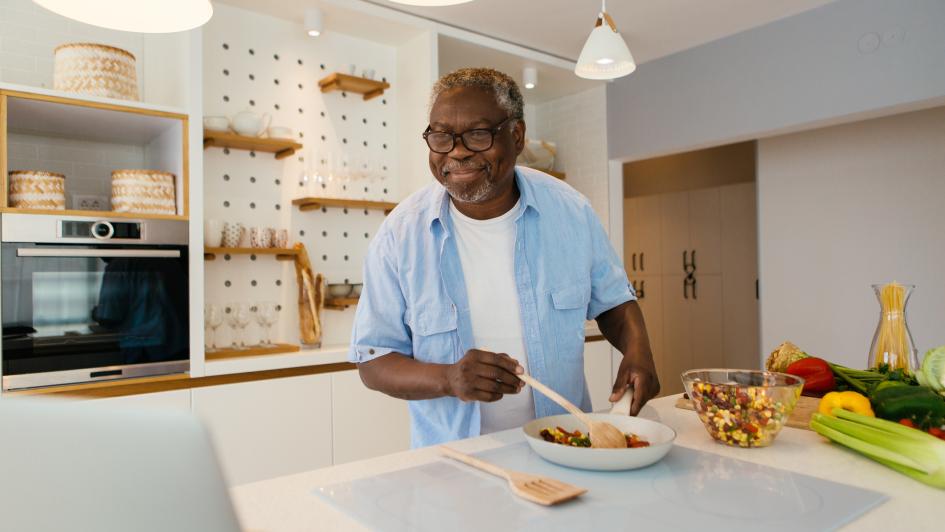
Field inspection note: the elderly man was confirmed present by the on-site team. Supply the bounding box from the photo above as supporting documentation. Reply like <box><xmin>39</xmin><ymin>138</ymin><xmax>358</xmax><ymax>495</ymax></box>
<box><xmin>349</xmin><ymin>68</ymin><xmax>658</xmax><ymax>447</ymax></box>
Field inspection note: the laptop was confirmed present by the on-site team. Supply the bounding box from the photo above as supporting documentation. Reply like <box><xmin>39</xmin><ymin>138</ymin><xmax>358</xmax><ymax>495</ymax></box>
<box><xmin>0</xmin><ymin>396</ymin><xmax>242</xmax><ymax>532</ymax></box>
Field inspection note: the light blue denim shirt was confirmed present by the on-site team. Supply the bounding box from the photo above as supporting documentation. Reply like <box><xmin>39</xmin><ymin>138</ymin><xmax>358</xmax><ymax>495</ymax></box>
<box><xmin>349</xmin><ymin>166</ymin><xmax>635</xmax><ymax>447</ymax></box>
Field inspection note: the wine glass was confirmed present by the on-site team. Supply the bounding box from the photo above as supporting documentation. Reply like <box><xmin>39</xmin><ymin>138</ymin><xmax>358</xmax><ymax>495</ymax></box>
<box><xmin>235</xmin><ymin>303</ymin><xmax>253</xmax><ymax>348</ymax></box>
<box><xmin>225</xmin><ymin>302</ymin><xmax>242</xmax><ymax>350</ymax></box>
<box><xmin>205</xmin><ymin>303</ymin><xmax>224</xmax><ymax>352</ymax></box>
<box><xmin>258</xmin><ymin>302</ymin><xmax>278</xmax><ymax>346</ymax></box>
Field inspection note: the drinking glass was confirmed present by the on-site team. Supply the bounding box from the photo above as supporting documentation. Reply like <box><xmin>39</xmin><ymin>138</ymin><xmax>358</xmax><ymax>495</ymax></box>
<box><xmin>225</xmin><ymin>302</ymin><xmax>242</xmax><ymax>350</ymax></box>
<box><xmin>205</xmin><ymin>303</ymin><xmax>224</xmax><ymax>352</ymax></box>
<box><xmin>258</xmin><ymin>301</ymin><xmax>278</xmax><ymax>345</ymax></box>
<box><xmin>235</xmin><ymin>303</ymin><xmax>253</xmax><ymax>348</ymax></box>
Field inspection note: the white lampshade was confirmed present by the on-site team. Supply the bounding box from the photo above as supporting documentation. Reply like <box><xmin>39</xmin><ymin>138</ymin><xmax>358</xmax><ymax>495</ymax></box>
<box><xmin>388</xmin><ymin>0</ymin><xmax>473</xmax><ymax>5</ymax></box>
<box><xmin>305</xmin><ymin>7</ymin><xmax>323</xmax><ymax>37</ymax></box>
<box><xmin>574</xmin><ymin>10</ymin><xmax>636</xmax><ymax>80</ymax></box>
<box><xmin>523</xmin><ymin>66</ymin><xmax>537</xmax><ymax>90</ymax></box>
<box><xmin>33</xmin><ymin>0</ymin><xmax>212</xmax><ymax>33</ymax></box>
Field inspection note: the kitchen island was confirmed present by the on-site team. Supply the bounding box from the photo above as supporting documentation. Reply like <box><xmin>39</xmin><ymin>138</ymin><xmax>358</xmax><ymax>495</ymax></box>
<box><xmin>230</xmin><ymin>394</ymin><xmax>938</xmax><ymax>531</ymax></box>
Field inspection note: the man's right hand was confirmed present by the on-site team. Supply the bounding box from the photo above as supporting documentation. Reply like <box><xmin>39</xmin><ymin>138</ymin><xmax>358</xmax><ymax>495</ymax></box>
<box><xmin>445</xmin><ymin>349</ymin><xmax>524</xmax><ymax>402</ymax></box>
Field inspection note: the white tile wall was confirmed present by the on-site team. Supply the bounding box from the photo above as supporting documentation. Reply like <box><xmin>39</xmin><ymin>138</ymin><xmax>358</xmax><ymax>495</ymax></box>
<box><xmin>7</xmin><ymin>133</ymin><xmax>145</xmax><ymax>207</ymax></box>
<box><xmin>0</xmin><ymin>0</ymin><xmax>144</xmax><ymax>91</ymax></box>
<box><xmin>529</xmin><ymin>85</ymin><xmax>610</xmax><ymax>227</ymax></box>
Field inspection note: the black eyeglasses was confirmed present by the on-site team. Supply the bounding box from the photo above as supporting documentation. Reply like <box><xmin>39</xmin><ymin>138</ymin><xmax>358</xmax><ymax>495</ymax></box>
<box><xmin>422</xmin><ymin>117</ymin><xmax>514</xmax><ymax>154</ymax></box>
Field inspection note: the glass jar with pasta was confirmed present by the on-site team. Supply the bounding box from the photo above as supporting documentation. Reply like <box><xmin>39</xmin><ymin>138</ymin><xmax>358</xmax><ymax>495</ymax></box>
<box><xmin>868</xmin><ymin>282</ymin><xmax>919</xmax><ymax>372</ymax></box>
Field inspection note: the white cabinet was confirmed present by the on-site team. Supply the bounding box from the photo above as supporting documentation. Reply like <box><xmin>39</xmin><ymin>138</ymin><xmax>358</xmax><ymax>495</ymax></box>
<box><xmin>583</xmin><ymin>339</ymin><xmax>613</xmax><ymax>412</ymax></box>
<box><xmin>631</xmin><ymin>274</ymin><xmax>664</xmax><ymax>392</ymax></box>
<box><xmin>624</xmin><ymin>195</ymin><xmax>662</xmax><ymax>276</ymax></box>
<box><xmin>330</xmin><ymin>370</ymin><xmax>410</xmax><ymax>465</ymax></box>
<box><xmin>94</xmin><ymin>390</ymin><xmax>191</xmax><ymax>412</ymax></box>
<box><xmin>192</xmin><ymin>374</ymin><xmax>333</xmax><ymax>486</ymax></box>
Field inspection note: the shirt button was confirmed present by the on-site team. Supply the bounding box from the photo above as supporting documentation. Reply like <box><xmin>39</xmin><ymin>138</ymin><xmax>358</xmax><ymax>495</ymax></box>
<box><xmin>368</xmin><ymin>349</ymin><xmax>376</xmax><ymax>355</ymax></box>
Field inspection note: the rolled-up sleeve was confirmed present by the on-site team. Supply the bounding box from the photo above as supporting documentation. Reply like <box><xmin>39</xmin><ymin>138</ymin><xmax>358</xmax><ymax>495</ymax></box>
<box><xmin>349</xmin><ymin>228</ymin><xmax>413</xmax><ymax>363</ymax></box>
<box><xmin>585</xmin><ymin>204</ymin><xmax>636</xmax><ymax>320</ymax></box>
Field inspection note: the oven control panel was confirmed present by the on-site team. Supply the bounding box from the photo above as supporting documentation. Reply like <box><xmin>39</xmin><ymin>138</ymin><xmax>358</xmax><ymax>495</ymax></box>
<box><xmin>61</xmin><ymin>220</ymin><xmax>142</xmax><ymax>240</ymax></box>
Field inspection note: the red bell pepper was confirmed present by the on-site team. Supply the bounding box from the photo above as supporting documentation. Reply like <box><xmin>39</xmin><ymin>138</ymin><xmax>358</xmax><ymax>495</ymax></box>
<box><xmin>785</xmin><ymin>357</ymin><xmax>836</xmax><ymax>394</ymax></box>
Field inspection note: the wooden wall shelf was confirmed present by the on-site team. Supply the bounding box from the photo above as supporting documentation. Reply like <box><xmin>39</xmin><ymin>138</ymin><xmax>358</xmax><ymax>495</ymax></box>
<box><xmin>203</xmin><ymin>129</ymin><xmax>302</xmax><ymax>160</ymax></box>
<box><xmin>292</xmin><ymin>197</ymin><xmax>397</xmax><ymax>214</ymax></box>
<box><xmin>324</xmin><ymin>297</ymin><xmax>359</xmax><ymax>310</ymax></box>
<box><xmin>205</xmin><ymin>343</ymin><xmax>301</xmax><ymax>361</ymax></box>
<box><xmin>204</xmin><ymin>247</ymin><xmax>299</xmax><ymax>261</ymax></box>
<box><xmin>0</xmin><ymin>207</ymin><xmax>187</xmax><ymax>221</ymax></box>
<box><xmin>547</xmin><ymin>170</ymin><xmax>566</xmax><ymax>180</ymax></box>
<box><xmin>318</xmin><ymin>73</ymin><xmax>390</xmax><ymax>101</ymax></box>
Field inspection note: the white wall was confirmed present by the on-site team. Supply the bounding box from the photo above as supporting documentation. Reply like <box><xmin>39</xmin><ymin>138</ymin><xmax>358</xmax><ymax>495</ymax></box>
<box><xmin>606</xmin><ymin>0</ymin><xmax>945</xmax><ymax>162</ymax></box>
<box><xmin>758</xmin><ymin>106</ymin><xmax>945</xmax><ymax>368</ymax></box>
<box><xmin>530</xmin><ymin>85</ymin><xmax>610</xmax><ymax>226</ymax></box>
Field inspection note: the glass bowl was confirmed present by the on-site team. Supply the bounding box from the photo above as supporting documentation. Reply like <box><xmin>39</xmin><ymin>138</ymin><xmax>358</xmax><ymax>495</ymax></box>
<box><xmin>681</xmin><ymin>369</ymin><xmax>804</xmax><ymax>448</ymax></box>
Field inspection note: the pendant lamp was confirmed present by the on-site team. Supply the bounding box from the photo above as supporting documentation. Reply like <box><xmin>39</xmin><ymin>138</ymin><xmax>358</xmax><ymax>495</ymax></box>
<box><xmin>574</xmin><ymin>0</ymin><xmax>636</xmax><ymax>80</ymax></box>
<box><xmin>33</xmin><ymin>0</ymin><xmax>212</xmax><ymax>33</ymax></box>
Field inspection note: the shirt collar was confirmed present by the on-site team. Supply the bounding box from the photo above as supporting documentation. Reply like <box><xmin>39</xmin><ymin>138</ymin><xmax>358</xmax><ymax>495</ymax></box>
<box><xmin>427</xmin><ymin>166</ymin><xmax>540</xmax><ymax>233</ymax></box>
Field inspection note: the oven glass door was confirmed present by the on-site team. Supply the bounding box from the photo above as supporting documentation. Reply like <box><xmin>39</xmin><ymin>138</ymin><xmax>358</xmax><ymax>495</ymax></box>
<box><xmin>2</xmin><ymin>243</ymin><xmax>189</xmax><ymax>378</ymax></box>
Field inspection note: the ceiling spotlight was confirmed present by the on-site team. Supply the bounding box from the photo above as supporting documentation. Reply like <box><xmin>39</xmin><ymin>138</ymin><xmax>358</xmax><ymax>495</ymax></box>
<box><xmin>575</xmin><ymin>0</ymin><xmax>636</xmax><ymax>80</ymax></box>
<box><xmin>523</xmin><ymin>66</ymin><xmax>537</xmax><ymax>90</ymax></box>
<box><xmin>388</xmin><ymin>0</ymin><xmax>474</xmax><ymax>6</ymax></box>
<box><xmin>32</xmin><ymin>0</ymin><xmax>212</xmax><ymax>33</ymax></box>
<box><xmin>305</xmin><ymin>7</ymin><xmax>323</xmax><ymax>37</ymax></box>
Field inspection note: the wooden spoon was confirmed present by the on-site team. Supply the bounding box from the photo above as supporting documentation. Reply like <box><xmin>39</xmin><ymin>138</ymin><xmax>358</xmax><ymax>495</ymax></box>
<box><xmin>518</xmin><ymin>374</ymin><xmax>627</xmax><ymax>449</ymax></box>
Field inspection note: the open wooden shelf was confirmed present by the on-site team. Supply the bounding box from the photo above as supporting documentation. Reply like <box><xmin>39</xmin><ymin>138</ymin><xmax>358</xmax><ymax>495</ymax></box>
<box><xmin>318</xmin><ymin>73</ymin><xmax>390</xmax><ymax>101</ymax></box>
<box><xmin>203</xmin><ymin>129</ymin><xmax>302</xmax><ymax>160</ymax></box>
<box><xmin>204</xmin><ymin>247</ymin><xmax>299</xmax><ymax>261</ymax></box>
<box><xmin>205</xmin><ymin>343</ymin><xmax>301</xmax><ymax>361</ymax></box>
<box><xmin>324</xmin><ymin>297</ymin><xmax>359</xmax><ymax>310</ymax></box>
<box><xmin>547</xmin><ymin>170</ymin><xmax>566</xmax><ymax>180</ymax></box>
<box><xmin>292</xmin><ymin>197</ymin><xmax>397</xmax><ymax>214</ymax></box>
<box><xmin>0</xmin><ymin>207</ymin><xmax>187</xmax><ymax>221</ymax></box>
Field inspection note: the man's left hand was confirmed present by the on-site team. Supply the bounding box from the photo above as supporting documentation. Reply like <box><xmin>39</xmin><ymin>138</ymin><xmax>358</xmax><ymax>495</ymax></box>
<box><xmin>609</xmin><ymin>345</ymin><xmax>660</xmax><ymax>416</ymax></box>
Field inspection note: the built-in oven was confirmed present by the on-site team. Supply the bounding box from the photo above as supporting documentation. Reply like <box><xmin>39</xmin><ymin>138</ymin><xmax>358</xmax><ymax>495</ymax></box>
<box><xmin>1</xmin><ymin>213</ymin><xmax>189</xmax><ymax>390</ymax></box>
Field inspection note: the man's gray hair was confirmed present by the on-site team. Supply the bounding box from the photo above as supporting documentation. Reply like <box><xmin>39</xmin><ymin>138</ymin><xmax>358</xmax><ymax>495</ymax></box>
<box><xmin>429</xmin><ymin>67</ymin><xmax>524</xmax><ymax>120</ymax></box>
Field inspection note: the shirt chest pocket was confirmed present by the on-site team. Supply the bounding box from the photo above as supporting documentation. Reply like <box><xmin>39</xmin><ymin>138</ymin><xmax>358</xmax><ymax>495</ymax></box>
<box><xmin>411</xmin><ymin>305</ymin><xmax>461</xmax><ymax>364</ymax></box>
<box><xmin>550</xmin><ymin>285</ymin><xmax>590</xmax><ymax>362</ymax></box>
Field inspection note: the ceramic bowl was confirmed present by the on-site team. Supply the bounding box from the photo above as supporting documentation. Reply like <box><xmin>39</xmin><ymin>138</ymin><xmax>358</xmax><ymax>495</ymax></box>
<box><xmin>267</xmin><ymin>126</ymin><xmax>293</xmax><ymax>139</ymax></box>
<box><xmin>203</xmin><ymin>116</ymin><xmax>229</xmax><ymax>132</ymax></box>
<box><xmin>327</xmin><ymin>283</ymin><xmax>352</xmax><ymax>298</ymax></box>
<box><xmin>522</xmin><ymin>413</ymin><xmax>675</xmax><ymax>471</ymax></box>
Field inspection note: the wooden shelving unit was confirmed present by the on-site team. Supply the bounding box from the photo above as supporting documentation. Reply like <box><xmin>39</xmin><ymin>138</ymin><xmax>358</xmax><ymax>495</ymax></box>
<box><xmin>292</xmin><ymin>197</ymin><xmax>397</xmax><ymax>214</ymax></box>
<box><xmin>0</xmin><ymin>207</ymin><xmax>187</xmax><ymax>221</ymax></box>
<box><xmin>205</xmin><ymin>343</ymin><xmax>301</xmax><ymax>361</ymax></box>
<box><xmin>203</xmin><ymin>129</ymin><xmax>302</xmax><ymax>160</ymax></box>
<box><xmin>204</xmin><ymin>247</ymin><xmax>299</xmax><ymax>261</ymax></box>
<box><xmin>324</xmin><ymin>297</ymin><xmax>359</xmax><ymax>310</ymax></box>
<box><xmin>318</xmin><ymin>73</ymin><xmax>390</xmax><ymax>101</ymax></box>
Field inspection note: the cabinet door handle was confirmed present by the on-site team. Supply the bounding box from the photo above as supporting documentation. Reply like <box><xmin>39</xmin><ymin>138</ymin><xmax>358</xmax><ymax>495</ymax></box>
<box><xmin>632</xmin><ymin>252</ymin><xmax>637</xmax><ymax>271</ymax></box>
<box><xmin>683</xmin><ymin>278</ymin><xmax>689</xmax><ymax>299</ymax></box>
<box><xmin>756</xmin><ymin>279</ymin><xmax>759</xmax><ymax>300</ymax></box>
<box><xmin>639</xmin><ymin>280</ymin><xmax>646</xmax><ymax>299</ymax></box>
<box><xmin>691</xmin><ymin>249</ymin><xmax>696</xmax><ymax>271</ymax></box>
<box><xmin>691</xmin><ymin>277</ymin><xmax>697</xmax><ymax>300</ymax></box>
<box><xmin>682</xmin><ymin>250</ymin><xmax>688</xmax><ymax>272</ymax></box>
<box><xmin>640</xmin><ymin>252</ymin><xmax>645</xmax><ymax>272</ymax></box>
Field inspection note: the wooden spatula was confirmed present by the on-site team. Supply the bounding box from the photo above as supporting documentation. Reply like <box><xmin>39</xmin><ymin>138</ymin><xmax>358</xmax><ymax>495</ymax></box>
<box><xmin>439</xmin><ymin>445</ymin><xmax>587</xmax><ymax>506</ymax></box>
<box><xmin>518</xmin><ymin>373</ymin><xmax>628</xmax><ymax>448</ymax></box>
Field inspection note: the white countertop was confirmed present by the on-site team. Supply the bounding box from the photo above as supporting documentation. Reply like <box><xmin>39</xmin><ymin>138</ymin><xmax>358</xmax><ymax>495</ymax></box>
<box><xmin>229</xmin><ymin>394</ymin><xmax>939</xmax><ymax>531</ymax></box>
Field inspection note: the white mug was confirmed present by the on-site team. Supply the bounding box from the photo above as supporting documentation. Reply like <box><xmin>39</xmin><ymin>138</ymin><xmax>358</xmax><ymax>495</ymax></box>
<box><xmin>267</xmin><ymin>126</ymin><xmax>293</xmax><ymax>139</ymax></box>
<box><xmin>204</xmin><ymin>219</ymin><xmax>224</xmax><ymax>247</ymax></box>
<box><xmin>203</xmin><ymin>116</ymin><xmax>229</xmax><ymax>132</ymax></box>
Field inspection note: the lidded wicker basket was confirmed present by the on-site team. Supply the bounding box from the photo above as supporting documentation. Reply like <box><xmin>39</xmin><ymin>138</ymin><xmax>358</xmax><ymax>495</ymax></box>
<box><xmin>54</xmin><ymin>43</ymin><xmax>139</xmax><ymax>101</ymax></box>
<box><xmin>9</xmin><ymin>170</ymin><xmax>66</xmax><ymax>210</ymax></box>
<box><xmin>111</xmin><ymin>169</ymin><xmax>176</xmax><ymax>215</ymax></box>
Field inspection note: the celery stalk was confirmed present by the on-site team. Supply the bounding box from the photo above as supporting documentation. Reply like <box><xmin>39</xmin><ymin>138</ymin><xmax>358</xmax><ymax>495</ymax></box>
<box><xmin>809</xmin><ymin>410</ymin><xmax>945</xmax><ymax>489</ymax></box>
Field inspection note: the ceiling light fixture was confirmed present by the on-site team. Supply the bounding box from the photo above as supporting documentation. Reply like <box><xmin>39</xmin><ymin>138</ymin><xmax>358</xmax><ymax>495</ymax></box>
<box><xmin>387</xmin><ymin>0</ymin><xmax>474</xmax><ymax>6</ymax></box>
<box><xmin>523</xmin><ymin>66</ymin><xmax>537</xmax><ymax>90</ymax></box>
<box><xmin>305</xmin><ymin>7</ymin><xmax>324</xmax><ymax>37</ymax></box>
<box><xmin>574</xmin><ymin>0</ymin><xmax>636</xmax><ymax>80</ymax></box>
<box><xmin>32</xmin><ymin>0</ymin><xmax>212</xmax><ymax>33</ymax></box>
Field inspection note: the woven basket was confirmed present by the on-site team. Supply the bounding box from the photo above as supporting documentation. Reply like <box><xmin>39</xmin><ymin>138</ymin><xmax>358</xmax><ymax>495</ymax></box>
<box><xmin>9</xmin><ymin>170</ymin><xmax>66</xmax><ymax>210</ymax></box>
<box><xmin>111</xmin><ymin>169</ymin><xmax>176</xmax><ymax>215</ymax></box>
<box><xmin>54</xmin><ymin>43</ymin><xmax>139</xmax><ymax>101</ymax></box>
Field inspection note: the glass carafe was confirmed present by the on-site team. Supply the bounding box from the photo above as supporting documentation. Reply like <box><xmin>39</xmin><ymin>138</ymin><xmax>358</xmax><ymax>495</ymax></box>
<box><xmin>868</xmin><ymin>283</ymin><xmax>918</xmax><ymax>371</ymax></box>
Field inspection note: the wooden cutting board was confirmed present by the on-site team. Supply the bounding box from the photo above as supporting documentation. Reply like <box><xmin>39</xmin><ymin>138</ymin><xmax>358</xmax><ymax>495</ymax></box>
<box><xmin>674</xmin><ymin>395</ymin><xmax>820</xmax><ymax>431</ymax></box>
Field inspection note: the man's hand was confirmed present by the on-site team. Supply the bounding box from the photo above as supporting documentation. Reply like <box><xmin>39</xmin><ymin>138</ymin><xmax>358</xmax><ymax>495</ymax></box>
<box><xmin>609</xmin><ymin>344</ymin><xmax>660</xmax><ymax>416</ymax></box>
<box><xmin>446</xmin><ymin>349</ymin><xmax>524</xmax><ymax>402</ymax></box>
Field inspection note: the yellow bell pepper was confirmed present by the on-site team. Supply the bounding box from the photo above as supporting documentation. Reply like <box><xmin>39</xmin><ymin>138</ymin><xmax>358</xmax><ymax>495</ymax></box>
<box><xmin>818</xmin><ymin>391</ymin><xmax>875</xmax><ymax>417</ymax></box>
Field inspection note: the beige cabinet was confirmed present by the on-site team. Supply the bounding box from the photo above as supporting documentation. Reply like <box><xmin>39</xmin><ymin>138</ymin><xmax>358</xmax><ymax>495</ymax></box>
<box><xmin>192</xmin><ymin>374</ymin><xmax>333</xmax><ymax>486</ymax></box>
<box><xmin>624</xmin><ymin>195</ymin><xmax>662</xmax><ymax>276</ymax></box>
<box><xmin>625</xmin><ymin>183</ymin><xmax>758</xmax><ymax>396</ymax></box>
<box><xmin>330</xmin><ymin>370</ymin><xmax>410</xmax><ymax>465</ymax></box>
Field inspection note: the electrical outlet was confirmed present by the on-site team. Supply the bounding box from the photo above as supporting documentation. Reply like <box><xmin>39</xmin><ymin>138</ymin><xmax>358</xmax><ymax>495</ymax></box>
<box><xmin>72</xmin><ymin>195</ymin><xmax>109</xmax><ymax>211</ymax></box>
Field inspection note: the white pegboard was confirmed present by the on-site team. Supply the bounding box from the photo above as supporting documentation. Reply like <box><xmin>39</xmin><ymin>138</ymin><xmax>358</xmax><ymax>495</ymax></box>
<box><xmin>202</xmin><ymin>4</ymin><xmax>402</xmax><ymax>347</ymax></box>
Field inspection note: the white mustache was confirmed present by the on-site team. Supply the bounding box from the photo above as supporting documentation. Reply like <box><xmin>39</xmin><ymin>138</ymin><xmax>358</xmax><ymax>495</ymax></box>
<box><xmin>443</xmin><ymin>161</ymin><xmax>486</xmax><ymax>174</ymax></box>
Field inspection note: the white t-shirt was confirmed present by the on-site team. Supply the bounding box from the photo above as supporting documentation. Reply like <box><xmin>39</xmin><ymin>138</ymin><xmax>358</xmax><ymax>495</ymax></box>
<box><xmin>449</xmin><ymin>198</ymin><xmax>535</xmax><ymax>434</ymax></box>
